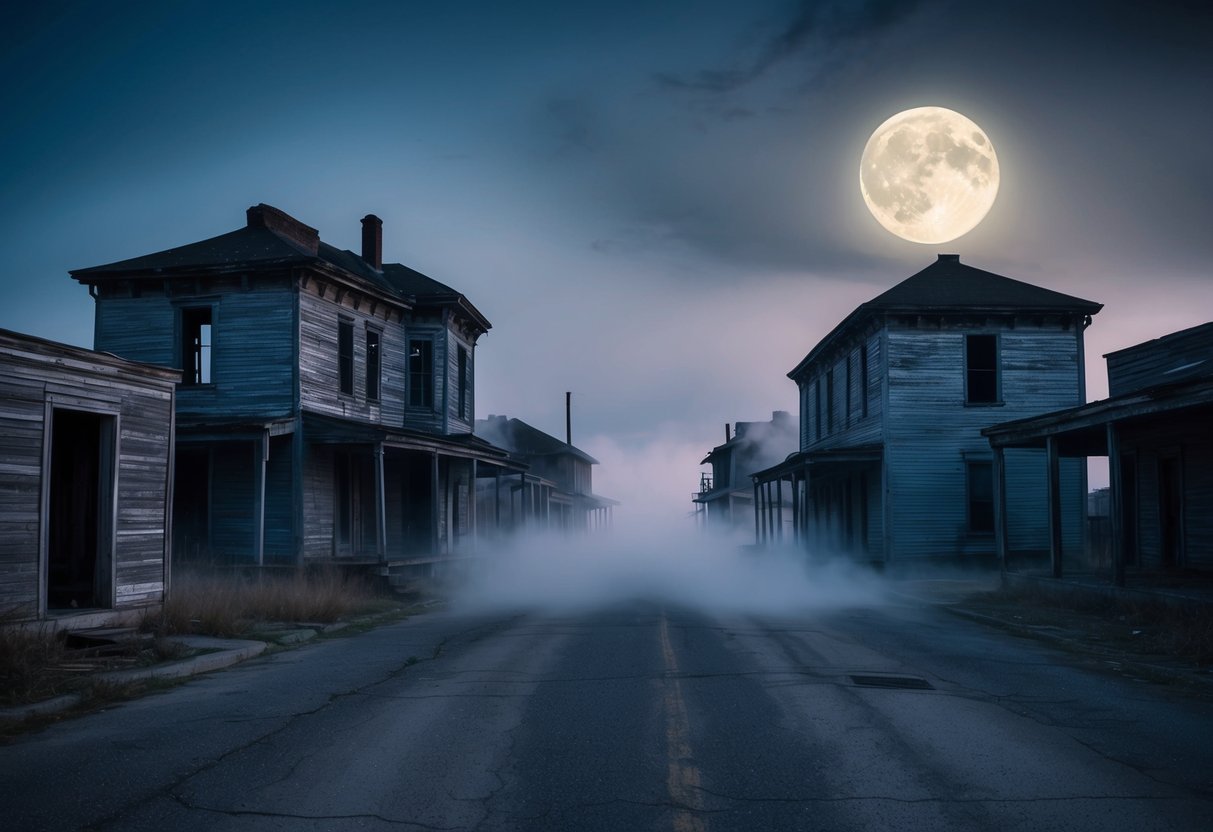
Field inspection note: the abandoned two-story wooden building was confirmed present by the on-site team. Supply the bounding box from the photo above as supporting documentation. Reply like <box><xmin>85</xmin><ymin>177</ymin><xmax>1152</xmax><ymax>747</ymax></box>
<box><xmin>71</xmin><ymin>204</ymin><xmax>523</xmax><ymax>572</ymax></box>
<box><xmin>693</xmin><ymin>411</ymin><xmax>796</xmax><ymax>534</ymax></box>
<box><xmin>753</xmin><ymin>255</ymin><xmax>1101</xmax><ymax>568</ymax></box>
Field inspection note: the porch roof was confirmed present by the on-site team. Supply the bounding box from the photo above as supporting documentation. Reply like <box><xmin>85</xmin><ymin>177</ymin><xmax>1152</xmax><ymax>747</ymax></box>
<box><xmin>982</xmin><ymin>376</ymin><xmax>1213</xmax><ymax>454</ymax></box>
<box><xmin>751</xmin><ymin>444</ymin><xmax>883</xmax><ymax>482</ymax></box>
<box><xmin>301</xmin><ymin>413</ymin><xmax>526</xmax><ymax>470</ymax></box>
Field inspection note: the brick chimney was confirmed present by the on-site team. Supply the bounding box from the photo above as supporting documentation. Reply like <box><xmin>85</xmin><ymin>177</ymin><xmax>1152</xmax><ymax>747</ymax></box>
<box><xmin>361</xmin><ymin>214</ymin><xmax>383</xmax><ymax>270</ymax></box>
<box><xmin>246</xmin><ymin>204</ymin><xmax>319</xmax><ymax>254</ymax></box>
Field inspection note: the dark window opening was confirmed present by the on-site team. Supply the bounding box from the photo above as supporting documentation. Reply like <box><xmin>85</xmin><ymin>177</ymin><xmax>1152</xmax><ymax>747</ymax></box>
<box><xmin>181</xmin><ymin>307</ymin><xmax>212</xmax><ymax>385</ymax></box>
<box><xmin>338</xmin><ymin>319</ymin><xmax>354</xmax><ymax>396</ymax></box>
<box><xmin>365</xmin><ymin>329</ymin><xmax>381</xmax><ymax>401</ymax></box>
<box><xmin>409</xmin><ymin>339</ymin><xmax>433</xmax><ymax>409</ymax></box>
<box><xmin>826</xmin><ymin>370</ymin><xmax>835</xmax><ymax>433</ymax></box>
<box><xmin>457</xmin><ymin>345</ymin><xmax>468</xmax><ymax>419</ymax></box>
<box><xmin>845</xmin><ymin>353</ymin><xmax>853</xmax><ymax>422</ymax></box>
<box><xmin>968</xmin><ymin>461</ymin><xmax>994</xmax><ymax>533</ymax></box>
<box><xmin>966</xmin><ymin>334</ymin><xmax>998</xmax><ymax>404</ymax></box>
<box><xmin>814</xmin><ymin>381</ymin><xmax>822</xmax><ymax>441</ymax></box>
<box><xmin>860</xmin><ymin>343</ymin><xmax>869</xmax><ymax>417</ymax></box>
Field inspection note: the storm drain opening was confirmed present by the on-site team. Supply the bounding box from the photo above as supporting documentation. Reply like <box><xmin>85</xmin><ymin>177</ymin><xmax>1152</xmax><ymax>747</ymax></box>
<box><xmin>849</xmin><ymin>675</ymin><xmax>934</xmax><ymax>690</ymax></box>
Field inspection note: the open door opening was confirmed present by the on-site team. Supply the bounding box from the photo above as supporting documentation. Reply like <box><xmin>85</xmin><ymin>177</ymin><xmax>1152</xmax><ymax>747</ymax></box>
<box><xmin>47</xmin><ymin>409</ymin><xmax>115</xmax><ymax>610</ymax></box>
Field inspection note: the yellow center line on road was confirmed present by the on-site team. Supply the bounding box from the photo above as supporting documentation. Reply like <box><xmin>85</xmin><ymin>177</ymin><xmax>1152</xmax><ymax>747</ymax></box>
<box><xmin>659</xmin><ymin>610</ymin><xmax>707</xmax><ymax>832</ymax></box>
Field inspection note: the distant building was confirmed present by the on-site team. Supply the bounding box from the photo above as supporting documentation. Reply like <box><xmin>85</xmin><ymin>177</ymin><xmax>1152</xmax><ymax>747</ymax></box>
<box><xmin>0</xmin><ymin>329</ymin><xmax>177</xmax><ymax>624</ymax></box>
<box><xmin>475</xmin><ymin>415</ymin><xmax>618</xmax><ymax>533</ymax></box>
<box><xmin>71</xmin><ymin>204</ymin><xmax>522</xmax><ymax>573</ymax></box>
<box><xmin>985</xmin><ymin>321</ymin><xmax>1213</xmax><ymax>583</ymax></box>
<box><xmin>754</xmin><ymin>255</ymin><xmax>1101</xmax><ymax>567</ymax></box>
<box><xmin>693</xmin><ymin>411</ymin><xmax>796</xmax><ymax>534</ymax></box>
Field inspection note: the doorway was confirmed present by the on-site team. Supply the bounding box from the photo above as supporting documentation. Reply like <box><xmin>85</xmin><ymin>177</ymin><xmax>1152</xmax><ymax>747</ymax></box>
<box><xmin>46</xmin><ymin>409</ymin><xmax>115</xmax><ymax>610</ymax></box>
<box><xmin>1158</xmin><ymin>456</ymin><xmax>1183</xmax><ymax>568</ymax></box>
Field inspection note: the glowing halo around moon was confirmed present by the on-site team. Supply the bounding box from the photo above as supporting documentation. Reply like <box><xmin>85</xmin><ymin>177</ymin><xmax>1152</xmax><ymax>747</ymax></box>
<box><xmin>859</xmin><ymin>106</ymin><xmax>999</xmax><ymax>244</ymax></box>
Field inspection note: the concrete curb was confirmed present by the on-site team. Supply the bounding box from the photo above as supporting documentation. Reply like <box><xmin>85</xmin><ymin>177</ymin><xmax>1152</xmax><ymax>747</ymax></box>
<box><xmin>0</xmin><ymin>637</ymin><xmax>268</xmax><ymax>725</ymax></box>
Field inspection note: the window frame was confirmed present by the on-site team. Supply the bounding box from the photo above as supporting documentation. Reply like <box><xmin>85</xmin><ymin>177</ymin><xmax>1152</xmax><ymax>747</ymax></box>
<box><xmin>365</xmin><ymin>327</ymin><xmax>381</xmax><ymax>402</ymax></box>
<box><xmin>180</xmin><ymin>305</ymin><xmax>214</xmax><ymax>386</ymax></box>
<box><xmin>408</xmin><ymin>337</ymin><xmax>435</xmax><ymax>410</ymax></box>
<box><xmin>337</xmin><ymin>317</ymin><xmax>354</xmax><ymax>397</ymax></box>
<box><xmin>965</xmin><ymin>333</ymin><xmax>1001</xmax><ymax>405</ymax></box>
<box><xmin>457</xmin><ymin>344</ymin><xmax>469</xmax><ymax>420</ymax></box>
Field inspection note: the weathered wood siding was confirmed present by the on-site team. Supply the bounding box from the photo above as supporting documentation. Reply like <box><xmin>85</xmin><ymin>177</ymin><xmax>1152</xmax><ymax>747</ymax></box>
<box><xmin>265</xmin><ymin>435</ymin><xmax>294</xmax><ymax>563</ymax></box>
<box><xmin>95</xmin><ymin>282</ymin><xmax>296</xmax><ymax>420</ymax></box>
<box><xmin>298</xmin><ymin>288</ymin><xmax>406</xmax><ymax>426</ymax></box>
<box><xmin>445</xmin><ymin>329</ymin><xmax>475</xmax><ymax>433</ymax></box>
<box><xmin>301</xmin><ymin>444</ymin><xmax>335</xmax><ymax>561</ymax></box>
<box><xmin>800</xmin><ymin>330</ymin><xmax>882</xmax><ymax>453</ymax></box>
<box><xmin>1107</xmin><ymin>323</ymin><xmax>1213</xmax><ymax>397</ymax></box>
<box><xmin>0</xmin><ymin>331</ymin><xmax>176</xmax><ymax>616</ymax></box>
<box><xmin>883</xmin><ymin>325</ymin><xmax>1086</xmax><ymax>560</ymax></box>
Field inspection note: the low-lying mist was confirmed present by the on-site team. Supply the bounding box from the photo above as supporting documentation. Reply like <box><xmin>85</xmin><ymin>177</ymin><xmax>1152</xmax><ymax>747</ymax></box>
<box><xmin>450</xmin><ymin>525</ymin><xmax>888</xmax><ymax>616</ymax></box>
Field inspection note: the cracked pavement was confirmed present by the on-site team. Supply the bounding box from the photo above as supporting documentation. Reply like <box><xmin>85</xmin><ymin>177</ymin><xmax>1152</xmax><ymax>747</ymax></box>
<box><xmin>2</xmin><ymin>597</ymin><xmax>1211</xmax><ymax>830</ymax></box>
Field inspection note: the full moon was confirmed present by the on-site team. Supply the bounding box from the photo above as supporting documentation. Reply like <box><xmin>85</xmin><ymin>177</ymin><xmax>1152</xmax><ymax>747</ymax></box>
<box><xmin>859</xmin><ymin>106</ymin><xmax>999</xmax><ymax>244</ymax></box>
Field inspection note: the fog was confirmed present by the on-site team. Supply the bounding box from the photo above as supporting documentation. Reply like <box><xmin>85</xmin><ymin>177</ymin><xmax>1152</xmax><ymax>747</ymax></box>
<box><xmin>451</xmin><ymin>522</ymin><xmax>887</xmax><ymax>616</ymax></box>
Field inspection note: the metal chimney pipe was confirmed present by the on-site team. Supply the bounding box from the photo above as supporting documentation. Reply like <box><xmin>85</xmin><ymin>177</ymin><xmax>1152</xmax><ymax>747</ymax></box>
<box><xmin>726</xmin><ymin>423</ymin><xmax>731</xmax><ymax>442</ymax></box>
<box><xmin>566</xmin><ymin>391</ymin><xmax>572</xmax><ymax>445</ymax></box>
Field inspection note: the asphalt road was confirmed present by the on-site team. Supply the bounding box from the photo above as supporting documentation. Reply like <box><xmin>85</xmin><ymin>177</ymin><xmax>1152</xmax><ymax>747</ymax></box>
<box><xmin>3</xmin><ymin>595</ymin><xmax>1211</xmax><ymax>831</ymax></box>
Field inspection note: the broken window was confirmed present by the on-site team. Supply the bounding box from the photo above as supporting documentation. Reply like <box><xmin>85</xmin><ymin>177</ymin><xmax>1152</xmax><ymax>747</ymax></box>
<box><xmin>966</xmin><ymin>334</ymin><xmax>999</xmax><ymax>404</ymax></box>
<box><xmin>338</xmin><ymin>318</ymin><xmax>354</xmax><ymax>396</ymax></box>
<box><xmin>409</xmin><ymin>339</ymin><xmax>433</xmax><ymax>409</ymax></box>
<box><xmin>366</xmin><ymin>328</ymin><xmax>381</xmax><ymax>401</ymax></box>
<box><xmin>967</xmin><ymin>461</ymin><xmax>994</xmax><ymax>533</ymax></box>
<box><xmin>181</xmin><ymin>307</ymin><xmax>212</xmax><ymax>385</ymax></box>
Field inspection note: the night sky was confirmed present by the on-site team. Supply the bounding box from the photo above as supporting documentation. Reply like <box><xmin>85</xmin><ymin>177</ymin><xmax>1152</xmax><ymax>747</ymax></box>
<box><xmin>4</xmin><ymin>1</ymin><xmax>1211</xmax><ymax>518</ymax></box>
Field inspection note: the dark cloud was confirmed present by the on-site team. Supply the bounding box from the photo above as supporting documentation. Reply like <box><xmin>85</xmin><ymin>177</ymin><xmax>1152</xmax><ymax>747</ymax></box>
<box><xmin>654</xmin><ymin>0</ymin><xmax>922</xmax><ymax>94</ymax></box>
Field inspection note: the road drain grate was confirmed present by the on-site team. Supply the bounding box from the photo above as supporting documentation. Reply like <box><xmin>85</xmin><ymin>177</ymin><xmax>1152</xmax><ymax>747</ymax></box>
<box><xmin>850</xmin><ymin>675</ymin><xmax>933</xmax><ymax>690</ymax></box>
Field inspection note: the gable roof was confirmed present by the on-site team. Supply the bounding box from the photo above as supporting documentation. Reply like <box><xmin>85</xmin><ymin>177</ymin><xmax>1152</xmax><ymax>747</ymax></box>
<box><xmin>789</xmin><ymin>255</ymin><xmax>1102</xmax><ymax>380</ymax></box>
<box><xmin>475</xmin><ymin>416</ymin><xmax>599</xmax><ymax>465</ymax></box>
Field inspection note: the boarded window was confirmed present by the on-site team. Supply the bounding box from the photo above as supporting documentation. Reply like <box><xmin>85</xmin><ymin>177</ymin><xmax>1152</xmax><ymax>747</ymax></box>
<box><xmin>968</xmin><ymin>461</ymin><xmax>994</xmax><ymax>532</ymax></box>
<box><xmin>365</xmin><ymin>329</ymin><xmax>381</xmax><ymax>401</ymax></box>
<box><xmin>966</xmin><ymin>334</ymin><xmax>998</xmax><ymax>403</ymax></box>
<box><xmin>457</xmin><ymin>345</ymin><xmax>468</xmax><ymax>419</ymax></box>
<box><xmin>409</xmin><ymin>339</ymin><xmax>433</xmax><ymax>408</ymax></box>
<box><xmin>181</xmin><ymin>307</ymin><xmax>212</xmax><ymax>385</ymax></box>
<box><xmin>338</xmin><ymin>319</ymin><xmax>354</xmax><ymax>396</ymax></box>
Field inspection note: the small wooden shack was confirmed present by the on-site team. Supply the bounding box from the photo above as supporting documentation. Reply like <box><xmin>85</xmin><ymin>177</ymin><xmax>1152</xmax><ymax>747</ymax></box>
<box><xmin>0</xmin><ymin>329</ymin><xmax>178</xmax><ymax>623</ymax></box>
<box><xmin>984</xmin><ymin>321</ymin><xmax>1213</xmax><ymax>583</ymax></box>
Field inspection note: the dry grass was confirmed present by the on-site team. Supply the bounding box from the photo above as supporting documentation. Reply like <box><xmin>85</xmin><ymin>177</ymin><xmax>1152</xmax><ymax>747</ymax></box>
<box><xmin>980</xmin><ymin>584</ymin><xmax>1213</xmax><ymax>667</ymax></box>
<box><xmin>146</xmin><ymin>568</ymin><xmax>392</xmax><ymax>638</ymax></box>
<box><xmin>0</xmin><ymin>612</ymin><xmax>66</xmax><ymax>707</ymax></box>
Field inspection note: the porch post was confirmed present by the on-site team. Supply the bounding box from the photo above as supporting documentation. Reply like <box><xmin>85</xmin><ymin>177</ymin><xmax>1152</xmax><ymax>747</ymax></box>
<box><xmin>1046</xmin><ymin>436</ymin><xmax>1063</xmax><ymax>578</ymax></box>
<box><xmin>791</xmin><ymin>473</ymin><xmax>800</xmax><ymax>545</ymax></box>
<box><xmin>470</xmin><ymin>458</ymin><xmax>478</xmax><ymax>553</ymax></box>
<box><xmin>431</xmin><ymin>451</ymin><xmax>440</xmax><ymax>557</ymax></box>
<box><xmin>776</xmin><ymin>477</ymin><xmax>784</xmax><ymax>542</ymax></box>
<box><xmin>1107</xmin><ymin>422</ymin><xmax>1125</xmax><ymax>587</ymax></box>
<box><xmin>753</xmin><ymin>480</ymin><xmax>760</xmax><ymax>544</ymax></box>
<box><xmin>374</xmin><ymin>443</ymin><xmax>387</xmax><ymax>563</ymax></box>
<box><xmin>992</xmin><ymin>445</ymin><xmax>1008</xmax><ymax>577</ymax></box>
<box><xmin>253</xmin><ymin>431</ymin><xmax>267</xmax><ymax>567</ymax></box>
<box><xmin>494</xmin><ymin>470</ymin><xmax>501</xmax><ymax>531</ymax></box>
